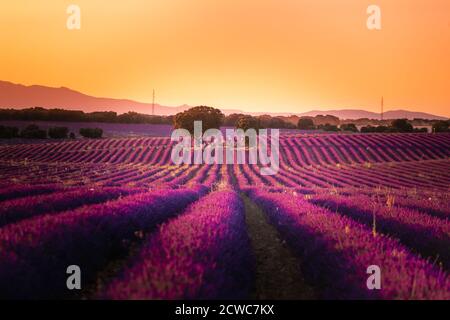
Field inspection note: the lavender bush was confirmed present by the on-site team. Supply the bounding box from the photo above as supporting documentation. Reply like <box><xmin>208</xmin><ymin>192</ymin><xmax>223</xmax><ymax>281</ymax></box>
<box><xmin>248</xmin><ymin>188</ymin><xmax>450</xmax><ymax>299</ymax></box>
<box><xmin>103</xmin><ymin>190</ymin><xmax>254</xmax><ymax>299</ymax></box>
<box><xmin>0</xmin><ymin>186</ymin><xmax>207</xmax><ymax>299</ymax></box>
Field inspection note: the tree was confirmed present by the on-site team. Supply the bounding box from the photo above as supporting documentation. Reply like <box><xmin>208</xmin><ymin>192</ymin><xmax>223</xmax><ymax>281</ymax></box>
<box><xmin>0</xmin><ymin>126</ymin><xmax>19</xmax><ymax>139</ymax></box>
<box><xmin>340</xmin><ymin>123</ymin><xmax>358</xmax><ymax>132</ymax></box>
<box><xmin>269</xmin><ymin>117</ymin><xmax>286</xmax><ymax>129</ymax></box>
<box><xmin>391</xmin><ymin>119</ymin><xmax>413</xmax><ymax>132</ymax></box>
<box><xmin>48</xmin><ymin>127</ymin><xmax>69</xmax><ymax>139</ymax></box>
<box><xmin>297</xmin><ymin>117</ymin><xmax>315</xmax><ymax>130</ymax></box>
<box><xmin>0</xmin><ymin>107</ymin><xmax>172</xmax><ymax>125</ymax></box>
<box><xmin>88</xmin><ymin>111</ymin><xmax>117</xmax><ymax>123</ymax></box>
<box><xmin>116</xmin><ymin>112</ymin><xmax>150</xmax><ymax>124</ymax></box>
<box><xmin>377</xmin><ymin>125</ymin><xmax>391</xmax><ymax>133</ymax></box>
<box><xmin>235</xmin><ymin>115</ymin><xmax>260</xmax><ymax>131</ymax></box>
<box><xmin>361</xmin><ymin>125</ymin><xmax>374</xmax><ymax>133</ymax></box>
<box><xmin>432</xmin><ymin>120</ymin><xmax>449</xmax><ymax>133</ymax></box>
<box><xmin>361</xmin><ymin>125</ymin><xmax>389</xmax><ymax>133</ymax></box>
<box><xmin>318</xmin><ymin>123</ymin><xmax>339</xmax><ymax>132</ymax></box>
<box><xmin>314</xmin><ymin>115</ymin><xmax>340</xmax><ymax>126</ymax></box>
<box><xmin>285</xmin><ymin>122</ymin><xmax>297</xmax><ymax>129</ymax></box>
<box><xmin>173</xmin><ymin>106</ymin><xmax>224</xmax><ymax>134</ymax></box>
<box><xmin>235</xmin><ymin>115</ymin><xmax>260</xmax><ymax>146</ymax></box>
<box><xmin>256</xmin><ymin>115</ymin><xmax>270</xmax><ymax>128</ymax></box>
<box><xmin>20</xmin><ymin>124</ymin><xmax>47</xmax><ymax>139</ymax></box>
<box><xmin>223</xmin><ymin>113</ymin><xmax>245</xmax><ymax>127</ymax></box>
<box><xmin>79</xmin><ymin>128</ymin><xmax>103</xmax><ymax>138</ymax></box>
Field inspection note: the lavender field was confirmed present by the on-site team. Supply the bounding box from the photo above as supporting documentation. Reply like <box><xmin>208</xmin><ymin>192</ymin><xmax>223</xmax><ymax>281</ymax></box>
<box><xmin>0</xmin><ymin>121</ymin><xmax>174</xmax><ymax>138</ymax></box>
<box><xmin>0</xmin><ymin>132</ymin><xmax>449</xmax><ymax>299</ymax></box>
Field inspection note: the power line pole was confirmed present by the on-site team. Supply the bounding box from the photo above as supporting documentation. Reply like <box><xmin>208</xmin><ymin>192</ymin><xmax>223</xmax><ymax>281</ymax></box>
<box><xmin>381</xmin><ymin>96</ymin><xmax>384</xmax><ymax>121</ymax></box>
<box><xmin>152</xmin><ymin>89</ymin><xmax>155</xmax><ymax>116</ymax></box>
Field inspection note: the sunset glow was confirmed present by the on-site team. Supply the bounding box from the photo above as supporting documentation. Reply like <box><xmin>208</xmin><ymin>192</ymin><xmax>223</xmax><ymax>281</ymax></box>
<box><xmin>1</xmin><ymin>0</ymin><xmax>449</xmax><ymax>116</ymax></box>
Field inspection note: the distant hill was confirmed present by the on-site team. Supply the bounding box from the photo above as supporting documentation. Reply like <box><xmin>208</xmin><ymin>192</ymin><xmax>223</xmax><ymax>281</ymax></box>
<box><xmin>295</xmin><ymin>109</ymin><xmax>447</xmax><ymax>120</ymax></box>
<box><xmin>0</xmin><ymin>81</ymin><xmax>447</xmax><ymax>120</ymax></box>
<box><xmin>0</xmin><ymin>81</ymin><xmax>189</xmax><ymax>115</ymax></box>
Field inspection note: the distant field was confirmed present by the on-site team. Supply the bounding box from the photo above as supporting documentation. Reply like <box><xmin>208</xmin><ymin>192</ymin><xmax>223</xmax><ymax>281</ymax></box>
<box><xmin>0</xmin><ymin>120</ymin><xmax>360</xmax><ymax>138</ymax></box>
<box><xmin>0</xmin><ymin>120</ymin><xmax>174</xmax><ymax>137</ymax></box>
<box><xmin>0</xmin><ymin>132</ymin><xmax>449</xmax><ymax>299</ymax></box>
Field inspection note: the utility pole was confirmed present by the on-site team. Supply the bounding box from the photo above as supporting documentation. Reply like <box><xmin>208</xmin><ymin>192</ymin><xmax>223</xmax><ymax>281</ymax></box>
<box><xmin>381</xmin><ymin>96</ymin><xmax>384</xmax><ymax>121</ymax></box>
<box><xmin>152</xmin><ymin>89</ymin><xmax>155</xmax><ymax>116</ymax></box>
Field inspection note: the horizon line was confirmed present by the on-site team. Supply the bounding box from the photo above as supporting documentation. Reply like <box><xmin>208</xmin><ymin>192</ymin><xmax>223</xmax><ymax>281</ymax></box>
<box><xmin>1</xmin><ymin>80</ymin><xmax>448</xmax><ymax>119</ymax></box>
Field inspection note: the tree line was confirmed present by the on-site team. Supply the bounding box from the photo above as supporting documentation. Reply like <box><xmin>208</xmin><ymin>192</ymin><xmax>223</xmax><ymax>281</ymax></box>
<box><xmin>1</xmin><ymin>107</ymin><xmax>448</xmax><ymax>138</ymax></box>
<box><xmin>0</xmin><ymin>107</ymin><xmax>299</xmax><ymax>128</ymax></box>
<box><xmin>0</xmin><ymin>107</ymin><xmax>173</xmax><ymax>124</ymax></box>
<box><xmin>0</xmin><ymin>124</ymin><xmax>103</xmax><ymax>139</ymax></box>
<box><xmin>174</xmin><ymin>107</ymin><xmax>449</xmax><ymax>134</ymax></box>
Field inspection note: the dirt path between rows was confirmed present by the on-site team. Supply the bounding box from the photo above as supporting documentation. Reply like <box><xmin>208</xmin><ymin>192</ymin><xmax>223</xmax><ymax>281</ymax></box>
<box><xmin>241</xmin><ymin>194</ymin><xmax>317</xmax><ymax>299</ymax></box>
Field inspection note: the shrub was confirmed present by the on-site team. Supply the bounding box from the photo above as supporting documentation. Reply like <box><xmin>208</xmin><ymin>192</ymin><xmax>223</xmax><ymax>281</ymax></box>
<box><xmin>297</xmin><ymin>118</ymin><xmax>315</xmax><ymax>130</ymax></box>
<box><xmin>340</xmin><ymin>123</ymin><xmax>358</xmax><ymax>132</ymax></box>
<box><xmin>432</xmin><ymin>120</ymin><xmax>449</xmax><ymax>133</ymax></box>
<box><xmin>361</xmin><ymin>125</ymin><xmax>389</xmax><ymax>133</ymax></box>
<box><xmin>79</xmin><ymin>128</ymin><xmax>103</xmax><ymax>139</ymax></box>
<box><xmin>268</xmin><ymin>117</ymin><xmax>286</xmax><ymax>129</ymax></box>
<box><xmin>69</xmin><ymin>132</ymin><xmax>76</xmax><ymax>139</ymax></box>
<box><xmin>361</xmin><ymin>126</ymin><xmax>374</xmax><ymax>133</ymax></box>
<box><xmin>235</xmin><ymin>115</ymin><xmax>260</xmax><ymax>131</ymax></box>
<box><xmin>284</xmin><ymin>122</ymin><xmax>297</xmax><ymax>129</ymax></box>
<box><xmin>318</xmin><ymin>123</ymin><xmax>339</xmax><ymax>132</ymax></box>
<box><xmin>391</xmin><ymin>119</ymin><xmax>413</xmax><ymax>133</ymax></box>
<box><xmin>0</xmin><ymin>126</ymin><xmax>19</xmax><ymax>139</ymax></box>
<box><xmin>376</xmin><ymin>125</ymin><xmax>391</xmax><ymax>133</ymax></box>
<box><xmin>173</xmin><ymin>106</ymin><xmax>224</xmax><ymax>134</ymax></box>
<box><xmin>223</xmin><ymin>113</ymin><xmax>244</xmax><ymax>127</ymax></box>
<box><xmin>20</xmin><ymin>125</ymin><xmax>47</xmax><ymax>139</ymax></box>
<box><xmin>48</xmin><ymin>127</ymin><xmax>69</xmax><ymax>139</ymax></box>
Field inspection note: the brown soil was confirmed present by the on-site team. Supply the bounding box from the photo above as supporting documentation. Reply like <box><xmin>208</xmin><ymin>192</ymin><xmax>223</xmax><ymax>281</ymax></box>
<box><xmin>241</xmin><ymin>194</ymin><xmax>317</xmax><ymax>299</ymax></box>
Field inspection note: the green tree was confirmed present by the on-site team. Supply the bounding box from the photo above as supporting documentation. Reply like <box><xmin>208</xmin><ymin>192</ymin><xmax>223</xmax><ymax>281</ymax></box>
<box><xmin>48</xmin><ymin>127</ymin><xmax>69</xmax><ymax>139</ymax></box>
<box><xmin>235</xmin><ymin>115</ymin><xmax>260</xmax><ymax>131</ymax></box>
<box><xmin>173</xmin><ymin>106</ymin><xmax>224</xmax><ymax>134</ymax></box>
<box><xmin>318</xmin><ymin>123</ymin><xmax>339</xmax><ymax>132</ymax></box>
<box><xmin>79</xmin><ymin>128</ymin><xmax>103</xmax><ymax>138</ymax></box>
<box><xmin>297</xmin><ymin>117</ymin><xmax>315</xmax><ymax>130</ymax></box>
<box><xmin>269</xmin><ymin>117</ymin><xmax>286</xmax><ymax>128</ymax></box>
<box><xmin>432</xmin><ymin>120</ymin><xmax>449</xmax><ymax>133</ymax></box>
<box><xmin>223</xmin><ymin>113</ymin><xmax>245</xmax><ymax>127</ymax></box>
<box><xmin>391</xmin><ymin>119</ymin><xmax>413</xmax><ymax>132</ymax></box>
<box><xmin>0</xmin><ymin>126</ymin><xmax>19</xmax><ymax>139</ymax></box>
<box><xmin>20</xmin><ymin>124</ymin><xmax>47</xmax><ymax>139</ymax></box>
<box><xmin>340</xmin><ymin>123</ymin><xmax>358</xmax><ymax>132</ymax></box>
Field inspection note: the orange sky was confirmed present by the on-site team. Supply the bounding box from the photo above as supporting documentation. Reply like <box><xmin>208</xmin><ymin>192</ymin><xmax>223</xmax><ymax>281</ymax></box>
<box><xmin>0</xmin><ymin>0</ymin><xmax>449</xmax><ymax>116</ymax></box>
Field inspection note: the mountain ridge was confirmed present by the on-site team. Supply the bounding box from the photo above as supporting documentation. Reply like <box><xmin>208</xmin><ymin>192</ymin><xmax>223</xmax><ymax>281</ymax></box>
<box><xmin>0</xmin><ymin>81</ymin><xmax>447</xmax><ymax>120</ymax></box>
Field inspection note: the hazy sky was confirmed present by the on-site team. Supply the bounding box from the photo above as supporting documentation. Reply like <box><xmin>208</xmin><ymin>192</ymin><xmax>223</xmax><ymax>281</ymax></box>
<box><xmin>1</xmin><ymin>0</ymin><xmax>449</xmax><ymax>116</ymax></box>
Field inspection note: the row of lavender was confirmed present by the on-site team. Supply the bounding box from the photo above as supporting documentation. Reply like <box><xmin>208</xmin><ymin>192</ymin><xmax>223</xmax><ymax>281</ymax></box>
<box><xmin>0</xmin><ymin>182</ymin><xmax>449</xmax><ymax>299</ymax></box>
<box><xmin>231</xmin><ymin>159</ymin><xmax>449</xmax><ymax>192</ymax></box>
<box><xmin>310</xmin><ymin>192</ymin><xmax>450</xmax><ymax>268</ymax></box>
<box><xmin>102</xmin><ymin>191</ymin><xmax>253</xmax><ymax>299</ymax></box>
<box><xmin>246</xmin><ymin>188</ymin><xmax>450</xmax><ymax>299</ymax></box>
<box><xmin>0</xmin><ymin>184</ymin><xmax>256</xmax><ymax>299</ymax></box>
<box><xmin>1</xmin><ymin>158</ymin><xmax>449</xmax><ymax>191</ymax></box>
<box><xmin>0</xmin><ymin>185</ymin><xmax>211</xmax><ymax>298</ymax></box>
<box><xmin>0</xmin><ymin>133</ymin><xmax>449</xmax><ymax>165</ymax></box>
